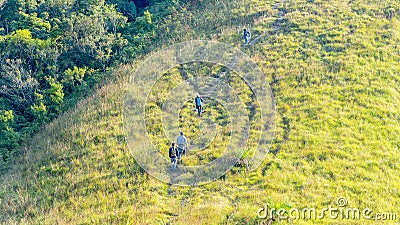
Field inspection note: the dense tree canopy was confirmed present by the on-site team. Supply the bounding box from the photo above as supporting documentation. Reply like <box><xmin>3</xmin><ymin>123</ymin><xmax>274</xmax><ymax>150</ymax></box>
<box><xmin>0</xmin><ymin>0</ymin><xmax>177</xmax><ymax>167</ymax></box>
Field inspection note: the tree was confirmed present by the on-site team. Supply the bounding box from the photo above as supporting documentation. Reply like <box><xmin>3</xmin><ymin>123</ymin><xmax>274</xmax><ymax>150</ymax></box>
<box><xmin>62</xmin><ymin>3</ymin><xmax>127</xmax><ymax>70</ymax></box>
<box><xmin>62</xmin><ymin>66</ymin><xmax>86</xmax><ymax>92</ymax></box>
<box><xmin>107</xmin><ymin>0</ymin><xmax>137</xmax><ymax>21</ymax></box>
<box><xmin>30</xmin><ymin>97</ymin><xmax>47</xmax><ymax>123</ymax></box>
<box><xmin>15</xmin><ymin>12</ymin><xmax>51</xmax><ymax>39</ymax></box>
<box><xmin>0</xmin><ymin>29</ymin><xmax>60</xmax><ymax>79</ymax></box>
<box><xmin>104</xmin><ymin>4</ymin><xmax>127</xmax><ymax>37</ymax></box>
<box><xmin>44</xmin><ymin>77</ymin><xmax>64</xmax><ymax>116</ymax></box>
<box><xmin>0</xmin><ymin>59</ymin><xmax>39</xmax><ymax>112</ymax></box>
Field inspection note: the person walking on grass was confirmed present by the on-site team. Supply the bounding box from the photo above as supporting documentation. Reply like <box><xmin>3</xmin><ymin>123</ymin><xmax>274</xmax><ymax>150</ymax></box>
<box><xmin>176</xmin><ymin>131</ymin><xmax>188</xmax><ymax>162</ymax></box>
<box><xmin>195</xmin><ymin>93</ymin><xmax>204</xmax><ymax>117</ymax></box>
<box><xmin>169</xmin><ymin>143</ymin><xmax>178</xmax><ymax>171</ymax></box>
<box><xmin>243</xmin><ymin>28</ymin><xmax>251</xmax><ymax>45</ymax></box>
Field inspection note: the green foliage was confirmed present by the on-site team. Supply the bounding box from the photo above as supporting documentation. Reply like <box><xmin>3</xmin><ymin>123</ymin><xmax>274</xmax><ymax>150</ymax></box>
<box><xmin>0</xmin><ymin>0</ymin><xmax>136</xmax><ymax>163</ymax></box>
<box><xmin>107</xmin><ymin>0</ymin><xmax>137</xmax><ymax>21</ymax></box>
<box><xmin>30</xmin><ymin>101</ymin><xmax>47</xmax><ymax>122</ymax></box>
<box><xmin>0</xmin><ymin>110</ymin><xmax>13</xmax><ymax>130</ymax></box>
<box><xmin>61</xmin><ymin>4</ymin><xmax>127</xmax><ymax>69</ymax></box>
<box><xmin>0</xmin><ymin>110</ymin><xmax>19</xmax><ymax>167</ymax></box>
<box><xmin>134</xmin><ymin>9</ymin><xmax>153</xmax><ymax>32</ymax></box>
<box><xmin>44</xmin><ymin>77</ymin><xmax>64</xmax><ymax>116</ymax></box>
<box><xmin>62</xmin><ymin>66</ymin><xmax>87</xmax><ymax>91</ymax></box>
<box><xmin>17</xmin><ymin>12</ymin><xmax>51</xmax><ymax>39</ymax></box>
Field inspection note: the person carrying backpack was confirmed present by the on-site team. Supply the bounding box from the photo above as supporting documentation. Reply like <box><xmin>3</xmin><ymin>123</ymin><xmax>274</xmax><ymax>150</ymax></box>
<box><xmin>176</xmin><ymin>131</ymin><xmax>188</xmax><ymax>161</ymax></box>
<box><xmin>243</xmin><ymin>28</ymin><xmax>251</xmax><ymax>45</ymax></box>
<box><xmin>169</xmin><ymin>143</ymin><xmax>178</xmax><ymax>171</ymax></box>
<box><xmin>195</xmin><ymin>94</ymin><xmax>204</xmax><ymax>117</ymax></box>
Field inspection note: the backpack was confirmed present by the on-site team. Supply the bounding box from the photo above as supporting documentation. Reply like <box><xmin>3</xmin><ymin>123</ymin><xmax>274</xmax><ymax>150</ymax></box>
<box><xmin>169</xmin><ymin>147</ymin><xmax>177</xmax><ymax>158</ymax></box>
<box><xmin>195</xmin><ymin>97</ymin><xmax>202</xmax><ymax>106</ymax></box>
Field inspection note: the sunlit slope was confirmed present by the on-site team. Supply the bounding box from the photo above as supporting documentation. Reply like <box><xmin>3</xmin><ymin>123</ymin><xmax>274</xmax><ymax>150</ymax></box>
<box><xmin>1</xmin><ymin>0</ymin><xmax>399</xmax><ymax>224</ymax></box>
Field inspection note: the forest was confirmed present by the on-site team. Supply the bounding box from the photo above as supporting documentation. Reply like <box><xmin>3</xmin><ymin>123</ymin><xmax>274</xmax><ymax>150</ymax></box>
<box><xmin>0</xmin><ymin>0</ymin><xmax>173</xmax><ymax>168</ymax></box>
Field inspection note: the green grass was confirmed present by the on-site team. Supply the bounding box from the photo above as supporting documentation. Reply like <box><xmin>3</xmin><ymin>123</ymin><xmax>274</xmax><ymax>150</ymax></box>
<box><xmin>144</xmin><ymin>62</ymin><xmax>256</xmax><ymax>168</ymax></box>
<box><xmin>1</xmin><ymin>0</ymin><xmax>399</xmax><ymax>224</ymax></box>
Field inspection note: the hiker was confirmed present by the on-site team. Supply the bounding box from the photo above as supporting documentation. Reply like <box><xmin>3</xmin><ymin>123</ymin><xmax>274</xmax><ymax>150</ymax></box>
<box><xmin>195</xmin><ymin>93</ymin><xmax>204</xmax><ymax>117</ymax></box>
<box><xmin>169</xmin><ymin>143</ymin><xmax>178</xmax><ymax>171</ymax></box>
<box><xmin>176</xmin><ymin>131</ymin><xmax>188</xmax><ymax>161</ymax></box>
<box><xmin>243</xmin><ymin>28</ymin><xmax>251</xmax><ymax>45</ymax></box>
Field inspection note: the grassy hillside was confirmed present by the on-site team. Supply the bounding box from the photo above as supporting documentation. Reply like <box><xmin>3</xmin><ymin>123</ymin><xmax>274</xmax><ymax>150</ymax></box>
<box><xmin>1</xmin><ymin>0</ymin><xmax>399</xmax><ymax>224</ymax></box>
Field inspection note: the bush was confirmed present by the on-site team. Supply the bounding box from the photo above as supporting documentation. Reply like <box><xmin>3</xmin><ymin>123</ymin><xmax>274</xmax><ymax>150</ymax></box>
<box><xmin>0</xmin><ymin>110</ymin><xmax>19</xmax><ymax>167</ymax></box>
